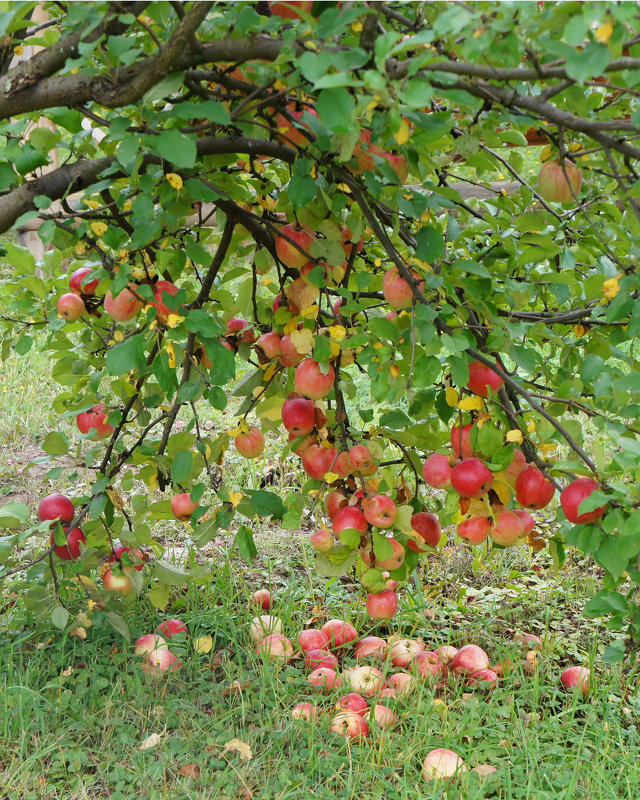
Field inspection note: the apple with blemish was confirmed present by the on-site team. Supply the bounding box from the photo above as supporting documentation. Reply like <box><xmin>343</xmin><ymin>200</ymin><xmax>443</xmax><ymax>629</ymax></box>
<box><xmin>256</xmin><ymin>331</ymin><xmax>282</xmax><ymax>361</ymax></box>
<box><xmin>362</xmin><ymin>494</ymin><xmax>397</xmax><ymax>529</ymax></box>
<box><xmin>450</xmin><ymin>644</ymin><xmax>489</xmax><ymax>676</ymax></box>
<box><xmin>310</xmin><ymin>528</ymin><xmax>335</xmax><ymax>552</ymax></box>
<box><xmin>349</xmin><ymin>444</ymin><xmax>377</xmax><ymax>476</ymax></box>
<box><xmin>354</xmin><ymin>636</ymin><xmax>387</xmax><ymax>661</ymax></box>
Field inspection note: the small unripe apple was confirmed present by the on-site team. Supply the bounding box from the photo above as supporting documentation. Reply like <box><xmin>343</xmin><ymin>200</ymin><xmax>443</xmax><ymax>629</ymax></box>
<box><xmin>57</xmin><ymin>292</ymin><xmax>86</xmax><ymax>321</ymax></box>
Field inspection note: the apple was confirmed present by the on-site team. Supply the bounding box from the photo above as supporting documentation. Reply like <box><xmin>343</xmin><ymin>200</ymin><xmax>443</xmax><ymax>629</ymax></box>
<box><xmin>294</xmin><ymin>359</ymin><xmax>335</xmax><ymax>400</ymax></box>
<box><xmin>450</xmin><ymin>645</ymin><xmax>489</xmax><ymax>676</ymax></box>
<box><xmin>560</xmin><ymin>666</ymin><xmax>590</xmax><ymax>696</ymax></box>
<box><xmin>305</xmin><ymin>648</ymin><xmax>339</xmax><ymax>672</ymax></box>
<box><xmin>149</xmin><ymin>280</ymin><xmax>179</xmax><ymax>323</ymax></box>
<box><xmin>362</xmin><ymin>494</ymin><xmax>397</xmax><ymax>529</ymax></box>
<box><xmin>289</xmin><ymin>432</ymin><xmax>315</xmax><ymax>456</ymax></box>
<box><xmin>388</xmin><ymin>672</ymin><xmax>415</xmax><ymax>696</ymax></box>
<box><xmin>142</xmin><ymin>648</ymin><xmax>181</xmax><ymax>676</ymax></box>
<box><xmin>369</xmin><ymin>703</ymin><xmax>398</xmax><ymax>729</ymax></box>
<box><xmin>560</xmin><ymin>478</ymin><xmax>606</xmax><ymax>524</ymax></box>
<box><xmin>490</xmin><ymin>509</ymin><xmax>526</xmax><ymax>546</ymax></box>
<box><xmin>376</xmin><ymin>538</ymin><xmax>405</xmax><ymax>570</ymax></box>
<box><xmin>155</xmin><ymin>618</ymin><xmax>188</xmax><ymax>639</ymax></box>
<box><xmin>523</xmin><ymin>650</ymin><xmax>539</xmax><ymax>676</ymax></box>
<box><xmin>250</xmin><ymin>615</ymin><xmax>282</xmax><ymax>643</ymax></box>
<box><xmin>226</xmin><ymin>317</ymin><xmax>255</xmax><ymax>342</ymax></box>
<box><xmin>308</xmin><ymin>667</ymin><xmax>342</xmax><ymax>691</ymax></box>
<box><xmin>340</xmin><ymin>226</ymin><xmax>363</xmax><ymax>259</ymax></box>
<box><xmin>102</xmin><ymin>567</ymin><xmax>135</xmax><ymax>596</ymax></box>
<box><xmin>422</xmin><ymin>748</ymin><xmax>466</xmax><ymax>781</ymax></box>
<box><xmin>514</xmin><ymin>509</ymin><xmax>535</xmax><ymax>535</ymax></box>
<box><xmin>76</xmin><ymin>404</ymin><xmax>114</xmax><ymax>439</ymax></box>
<box><xmin>326</xmin><ymin>490</ymin><xmax>348</xmax><ymax>519</ymax></box>
<box><xmin>501</xmin><ymin>448</ymin><xmax>527</xmax><ymax>486</ymax></box>
<box><xmin>256</xmin><ymin>633</ymin><xmax>294</xmax><ymax>662</ymax></box>
<box><xmin>513</xmin><ymin>632</ymin><xmax>543</xmax><ymax>650</ymax></box>
<box><xmin>412</xmin><ymin>650</ymin><xmax>443</xmax><ymax>681</ymax></box>
<box><xmin>322</xmin><ymin>619</ymin><xmax>359</xmax><ymax>650</ymax></box>
<box><xmin>348</xmin><ymin>666</ymin><xmax>385</xmax><ymax>697</ymax></box>
<box><xmin>450</xmin><ymin>458</ymin><xmax>493</xmax><ymax>498</ymax></box>
<box><xmin>309</xmin><ymin>528</ymin><xmax>335</xmax><ymax>552</ymax></box>
<box><xmin>366</xmin><ymin>589</ymin><xmax>398</xmax><ymax>620</ymax></box>
<box><xmin>302</xmin><ymin>443</ymin><xmax>331</xmax><ymax>481</ymax></box>
<box><xmin>291</xmin><ymin>702</ymin><xmax>319</xmax><ymax>721</ymax></box>
<box><xmin>333</xmin><ymin>506</ymin><xmax>367</xmax><ymax>537</ymax></box>
<box><xmin>134</xmin><ymin>634</ymin><xmax>168</xmax><ymax>656</ymax></box>
<box><xmin>515</xmin><ymin>465</ymin><xmax>555</xmax><ymax>509</ymax></box>
<box><xmin>409</xmin><ymin>512</ymin><xmax>441</xmax><ymax>551</ymax></box>
<box><xmin>466</xmin><ymin>360</ymin><xmax>505</xmax><ymax>397</ymax></box>
<box><xmin>437</xmin><ymin>646</ymin><xmax>458</xmax><ymax>666</ymax></box>
<box><xmin>282</xmin><ymin>396</ymin><xmax>316</xmax><ymax>435</ymax></box>
<box><xmin>39</xmin><ymin>493</ymin><xmax>74</xmax><ymax>525</ymax></box>
<box><xmin>298</xmin><ymin>628</ymin><xmax>331</xmax><ymax>653</ymax></box>
<box><xmin>50</xmin><ymin>527</ymin><xmax>85</xmax><ymax>560</ymax></box>
<box><xmin>382</xmin><ymin>266</ymin><xmax>423</xmax><ymax>309</ymax></box>
<box><xmin>450</xmin><ymin>423</ymin><xmax>474</xmax><ymax>459</ymax></box>
<box><xmin>335</xmin><ymin>693</ymin><xmax>369</xmax><ymax>716</ymax></box>
<box><xmin>422</xmin><ymin>454</ymin><xmax>452</xmax><ymax>489</ymax></box>
<box><xmin>256</xmin><ymin>331</ymin><xmax>282</xmax><ymax>361</ymax></box>
<box><xmin>275</xmin><ymin>224</ymin><xmax>315</xmax><ymax>269</ymax></box>
<box><xmin>538</xmin><ymin>159</ymin><xmax>582</xmax><ymax>203</ymax></box>
<box><xmin>279</xmin><ymin>334</ymin><xmax>305</xmax><ymax>367</ymax></box>
<box><xmin>235</xmin><ymin>427</ymin><xmax>265</xmax><ymax>459</ymax></box>
<box><xmin>252</xmin><ymin>589</ymin><xmax>271</xmax><ymax>611</ymax></box>
<box><xmin>349</xmin><ymin>444</ymin><xmax>377</xmax><ymax>475</ymax></box>
<box><xmin>457</xmin><ymin>515</ymin><xmax>490</xmax><ymax>545</ymax></box>
<box><xmin>329</xmin><ymin>711</ymin><xmax>369</xmax><ymax>743</ymax></box>
<box><xmin>325</xmin><ymin>448</ymin><xmax>353</xmax><ymax>479</ymax></box>
<box><xmin>104</xmin><ymin>286</ymin><xmax>144</xmax><ymax>322</ymax></box>
<box><xmin>69</xmin><ymin>266</ymin><xmax>99</xmax><ymax>295</ymax></box>
<box><xmin>354</xmin><ymin>636</ymin><xmax>387</xmax><ymax>661</ymax></box>
<box><xmin>108</xmin><ymin>544</ymin><xmax>144</xmax><ymax>571</ymax></box>
<box><xmin>468</xmin><ymin>668</ymin><xmax>499</xmax><ymax>691</ymax></box>
<box><xmin>57</xmin><ymin>292</ymin><xmax>86</xmax><ymax>321</ymax></box>
<box><xmin>171</xmin><ymin>493</ymin><xmax>199</xmax><ymax>521</ymax></box>
<box><xmin>390</xmin><ymin>639</ymin><xmax>424</xmax><ymax>668</ymax></box>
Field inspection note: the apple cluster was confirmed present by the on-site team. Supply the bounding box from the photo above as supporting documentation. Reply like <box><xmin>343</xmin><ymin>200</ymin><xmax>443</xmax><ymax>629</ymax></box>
<box><xmin>133</xmin><ymin>618</ymin><xmax>187</xmax><ymax>676</ymax></box>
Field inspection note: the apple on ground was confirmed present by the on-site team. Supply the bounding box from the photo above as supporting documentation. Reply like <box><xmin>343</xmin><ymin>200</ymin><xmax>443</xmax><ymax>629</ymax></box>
<box><xmin>437</xmin><ymin>646</ymin><xmax>458</xmax><ymax>665</ymax></box>
<box><xmin>467</xmin><ymin>668</ymin><xmax>499</xmax><ymax>691</ymax></box>
<box><xmin>256</xmin><ymin>633</ymin><xmax>294</xmax><ymax>662</ymax></box>
<box><xmin>298</xmin><ymin>628</ymin><xmax>331</xmax><ymax>653</ymax></box>
<box><xmin>249</xmin><ymin>615</ymin><xmax>282</xmax><ymax>643</ymax></box>
<box><xmin>450</xmin><ymin>644</ymin><xmax>489</xmax><ymax>676</ymax></box>
<box><xmin>354</xmin><ymin>636</ymin><xmax>387</xmax><ymax>661</ymax></box>
<box><xmin>134</xmin><ymin>634</ymin><xmax>168</xmax><ymax>655</ymax></box>
<box><xmin>560</xmin><ymin>666</ymin><xmax>590</xmax><ymax>696</ymax></box>
<box><xmin>412</xmin><ymin>651</ymin><xmax>443</xmax><ymax>681</ymax></box>
<box><xmin>142</xmin><ymin>648</ymin><xmax>181</xmax><ymax>676</ymax></box>
<box><xmin>348</xmin><ymin>665</ymin><xmax>385</xmax><ymax>697</ymax></box>
<box><xmin>291</xmin><ymin>702</ymin><xmax>320</xmax><ymax>721</ymax></box>
<box><xmin>321</xmin><ymin>619</ymin><xmax>359</xmax><ymax>650</ymax></box>
<box><xmin>155</xmin><ymin>618</ymin><xmax>188</xmax><ymax>639</ymax></box>
<box><xmin>389</xmin><ymin>639</ymin><xmax>424</xmax><ymax>668</ymax></box>
<box><xmin>252</xmin><ymin>589</ymin><xmax>271</xmax><ymax>611</ymax></box>
<box><xmin>422</xmin><ymin>749</ymin><xmax>466</xmax><ymax>781</ymax></box>
<box><xmin>308</xmin><ymin>667</ymin><xmax>342</xmax><ymax>692</ymax></box>
<box><xmin>305</xmin><ymin>649</ymin><xmax>339</xmax><ymax>672</ymax></box>
<box><xmin>329</xmin><ymin>711</ymin><xmax>369</xmax><ymax>743</ymax></box>
<box><xmin>388</xmin><ymin>672</ymin><xmax>415</xmax><ymax>696</ymax></box>
<box><xmin>369</xmin><ymin>703</ymin><xmax>398</xmax><ymax>729</ymax></box>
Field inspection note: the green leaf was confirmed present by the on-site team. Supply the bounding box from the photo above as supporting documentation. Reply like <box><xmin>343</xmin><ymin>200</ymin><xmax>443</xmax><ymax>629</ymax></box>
<box><xmin>42</xmin><ymin>431</ymin><xmax>69</xmax><ymax>456</ymax></box>
<box><xmin>106</xmin><ymin>334</ymin><xmax>147</xmax><ymax>376</ymax></box>
<box><xmin>234</xmin><ymin>525</ymin><xmax>257</xmax><ymax>562</ymax></box>
<box><xmin>415</xmin><ymin>225</ymin><xmax>445</xmax><ymax>263</ymax></box>
<box><xmin>185</xmin><ymin>309</ymin><xmax>222</xmax><ymax>338</ymax></box>
<box><xmin>148</xmin><ymin>584</ymin><xmax>170</xmax><ymax>611</ymax></box>
<box><xmin>316</xmin><ymin>88</ymin><xmax>356</xmax><ymax>133</ymax></box>
<box><xmin>143</xmin><ymin>71</ymin><xmax>185</xmax><ymax>103</ymax></box>
<box><xmin>245</xmin><ymin>490</ymin><xmax>286</xmax><ymax>518</ymax></box>
<box><xmin>51</xmin><ymin>605</ymin><xmax>69</xmax><ymax>630</ymax></box>
<box><xmin>170</xmin><ymin>451</ymin><xmax>193</xmax><ymax>483</ymax></box>
<box><xmin>595</xmin><ymin>538</ymin><xmax>629</xmax><ymax>581</ymax></box>
<box><xmin>315</xmin><ymin>549</ymin><xmax>357</xmax><ymax>577</ymax></box>
<box><xmin>106</xmin><ymin>611</ymin><xmax>131</xmax><ymax>642</ymax></box>
<box><xmin>289</xmin><ymin>174</ymin><xmax>317</xmax><ymax>208</ymax></box>
<box><xmin>584</xmin><ymin>590</ymin><xmax>628</xmax><ymax>617</ymax></box>
<box><xmin>155</xmin><ymin>130</ymin><xmax>197</xmax><ymax>169</ymax></box>
<box><xmin>0</xmin><ymin>502</ymin><xmax>30</xmax><ymax>528</ymax></box>
<box><xmin>565</xmin><ymin>42</ymin><xmax>610</xmax><ymax>82</ymax></box>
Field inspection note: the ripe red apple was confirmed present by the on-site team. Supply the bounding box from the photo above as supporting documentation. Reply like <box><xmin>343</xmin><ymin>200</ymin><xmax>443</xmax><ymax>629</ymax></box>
<box><xmin>450</xmin><ymin>423</ymin><xmax>474</xmax><ymax>459</ymax></box>
<box><xmin>109</xmin><ymin>544</ymin><xmax>144</xmax><ymax>571</ymax></box>
<box><xmin>50</xmin><ymin>527</ymin><xmax>85</xmax><ymax>560</ymax></box>
<box><xmin>291</xmin><ymin>702</ymin><xmax>319</xmax><ymax>721</ymax></box>
<box><xmin>388</xmin><ymin>672</ymin><xmax>415</xmax><ymax>696</ymax></box>
<box><xmin>69</xmin><ymin>267</ymin><xmax>99</xmax><ymax>295</ymax></box>
<box><xmin>275</xmin><ymin>224</ymin><xmax>315</xmax><ymax>269</ymax></box>
<box><xmin>149</xmin><ymin>280</ymin><xmax>179</xmax><ymax>323</ymax></box>
<box><xmin>329</xmin><ymin>711</ymin><xmax>369</xmax><ymax>742</ymax></box>
<box><xmin>412</xmin><ymin>650</ymin><xmax>443</xmax><ymax>681</ymax></box>
<box><xmin>305</xmin><ymin>649</ymin><xmax>339</xmax><ymax>672</ymax></box>
<box><xmin>308</xmin><ymin>667</ymin><xmax>342</xmax><ymax>692</ymax></box>
<box><xmin>466</xmin><ymin>359</ymin><xmax>505</xmax><ymax>397</ymax></box>
<box><xmin>325</xmin><ymin>489</ymin><xmax>348</xmax><ymax>519</ymax></box>
<box><xmin>104</xmin><ymin>286</ymin><xmax>143</xmax><ymax>321</ymax></box>
<box><xmin>349</xmin><ymin>444</ymin><xmax>376</xmax><ymax>475</ymax></box>
<box><xmin>450</xmin><ymin>458</ymin><xmax>493</xmax><ymax>498</ymax></box>
<box><xmin>298</xmin><ymin>628</ymin><xmax>331</xmax><ymax>654</ymax></box>
<box><xmin>422</xmin><ymin>454</ymin><xmax>452</xmax><ymax>489</ymax></box>
<box><xmin>226</xmin><ymin>317</ymin><xmax>255</xmax><ymax>342</ymax></box>
<box><xmin>76</xmin><ymin>404</ymin><xmax>113</xmax><ymax>439</ymax></box>
<box><xmin>282</xmin><ymin>396</ymin><xmax>316</xmax><ymax>435</ymax></box>
<box><xmin>309</xmin><ymin>528</ymin><xmax>335</xmax><ymax>552</ymax></box>
<box><xmin>171</xmin><ymin>493</ymin><xmax>199</xmax><ymax>521</ymax></box>
<box><xmin>513</xmin><ymin>632</ymin><xmax>543</xmax><ymax>650</ymax></box>
<box><xmin>515</xmin><ymin>465</ymin><xmax>555</xmax><ymax>509</ymax></box>
<box><xmin>560</xmin><ymin>666</ymin><xmax>590</xmax><ymax>696</ymax></box>
<box><xmin>490</xmin><ymin>508</ymin><xmax>526</xmax><ymax>546</ymax></box>
<box><xmin>294</xmin><ymin>359</ymin><xmax>335</xmax><ymax>400</ymax></box>
<box><xmin>134</xmin><ymin>634</ymin><xmax>168</xmax><ymax>655</ymax></box>
<box><xmin>560</xmin><ymin>478</ymin><xmax>606</xmax><ymax>524</ymax></box>
<box><xmin>514</xmin><ymin>508</ymin><xmax>535</xmax><ymax>535</ymax></box>
<box><xmin>437</xmin><ymin>646</ymin><xmax>458</xmax><ymax>665</ymax></box>
<box><xmin>250</xmin><ymin>615</ymin><xmax>282</xmax><ymax>643</ymax></box>
<box><xmin>390</xmin><ymin>639</ymin><xmax>424</xmax><ymax>668</ymax></box>
<box><xmin>57</xmin><ymin>292</ymin><xmax>86</xmax><ymax>321</ymax></box>
<box><xmin>302</xmin><ymin>443</ymin><xmax>331</xmax><ymax>480</ymax></box>
<box><xmin>333</xmin><ymin>505</ymin><xmax>367</xmax><ymax>536</ymax></box>
<box><xmin>252</xmin><ymin>589</ymin><xmax>271</xmax><ymax>611</ymax></box>
<box><xmin>366</xmin><ymin>589</ymin><xmax>398</xmax><ymax>620</ymax></box>
<box><xmin>321</xmin><ymin>619</ymin><xmax>359</xmax><ymax>650</ymax></box>
<box><xmin>256</xmin><ymin>331</ymin><xmax>282</xmax><ymax>361</ymax></box>
<box><xmin>376</xmin><ymin>538</ymin><xmax>405</xmax><ymax>570</ymax></box>
<box><xmin>369</xmin><ymin>703</ymin><xmax>398</xmax><ymax>729</ymax></box>
<box><xmin>348</xmin><ymin>665</ymin><xmax>385</xmax><ymax>697</ymax></box>
<box><xmin>538</xmin><ymin>159</ymin><xmax>582</xmax><ymax>203</ymax></box>
<box><xmin>325</xmin><ymin>448</ymin><xmax>353</xmax><ymax>479</ymax></box>
<box><xmin>457</xmin><ymin>515</ymin><xmax>491</xmax><ymax>545</ymax></box>
<box><xmin>422</xmin><ymin>748</ymin><xmax>466</xmax><ymax>781</ymax></box>
<box><xmin>335</xmin><ymin>692</ymin><xmax>369</xmax><ymax>716</ymax></box>
<box><xmin>409</xmin><ymin>512</ymin><xmax>441</xmax><ymax>551</ymax></box>
<box><xmin>279</xmin><ymin>334</ymin><xmax>305</xmax><ymax>367</ymax></box>
<box><xmin>102</xmin><ymin>567</ymin><xmax>135</xmax><ymax>596</ymax></box>
<box><xmin>142</xmin><ymin>648</ymin><xmax>181</xmax><ymax>676</ymax></box>
<box><xmin>235</xmin><ymin>427</ymin><xmax>265</xmax><ymax>459</ymax></box>
<box><xmin>450</xmin><ymin>644</ymin><xmax>489</xmax><ymax>676</ymax></box>
<box><xmin>256</xmin><ymin>633</ymin><xmax>294</xmax><ymax>661</ymax></box>
<box><xmin>468</xmin><ymin>668</ymin><xmax>499</xmax><ymax>691</ymax></box>
<box><xmin>362</xmin><ymin>494</ymin><xmax>397</xmax><ymax>529</ymax></box>
<box><xmin>382</xmin><ymin>266</ymin><xmax>423</xmax><ymax>309</ymax></box>
<box><xmin>354</xmin><ymin>636</ymin><xmax>387</xmax><ymax>661</ymax></box>
<box><xmin>155</xmin><ymin>618</ymin><xmax>188</xmax><ymax>639</ymax></box>
<box><xmin>501</xmin><ymin>448</ymin><xmax>527</xmax><ymax>486</ymax></box>
<box><xmin>38</xmin><ymin>493</ymin><xmax>74</xmax><ymax>525</ymax></box>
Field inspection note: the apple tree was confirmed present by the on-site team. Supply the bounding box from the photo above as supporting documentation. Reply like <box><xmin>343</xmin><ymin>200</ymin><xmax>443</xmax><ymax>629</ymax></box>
<box><xmin>1</xmin><ymin>1</ymin><xmax>640</xmax><ymax>658</ymax></box>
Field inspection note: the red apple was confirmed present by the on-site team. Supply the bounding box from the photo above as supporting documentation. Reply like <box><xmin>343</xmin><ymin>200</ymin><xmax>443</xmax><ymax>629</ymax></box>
<box><xmin>538</xmin><ymin>159</ymin><xmax>582</xmax><ymax>203</ymax></box>
<box><xmin>369</xmin><ymin>703</ymin><xmax>398</xmax><ymax>729</ymax></box>
<box><xmin>309</xmin><ymin>528</ymin><xmax>335</xmax><ymax>552</ymax></box>
<box><xmin>382</xmin><ymin>266</ymin><xmax>423</xmax><ymax>309</ymax></box>
<box><xmin>252</xmin><ymin>589</ymin><xmax>271</xmax><ymax>611</ymax></box>
<box><xmin>50</xmin><ymin>527</ymin><xmax>85</xmax><ymax>560</ymax></box>
<box><xmin>354</xmin><ymin>636</ymin><xmax>387</xmax><ymax>661</ymax></box>
<box><xmin>142</xmin><ymin>648</ymin><xmax>181</xmax><ymax>675</ymax></box>
<box><xmin>155</xmin><ymin>618</ymin><xmax>188</xmax><ymax>639</ymax></box>
<box><xmin>275</xmin><ymin>224</ymin><xmax>315</xmax><ymax>269</ymax></box>
<box><xmin>560</xmin><ymin>478</ymin><xmax>606</xmax><ymax>524</ymax></box>
<box><xmin>302</xmin><ymin>443</ymin><xmax>331</xmax><ymax>481</ymax></box>
<box><xmin>134</xmin><ymin>634</ymin><xmax>168</xmax><ymax>655</ymax></box>
<box><xmin>513</xmin><ymin>632</ymin><xmax>543</xmax><ymax>650</ymax></box>
<box><xmin>329</xmin><ymin>711</ymin><xmax>369</xmax><ymax>742</ymax></box>
<box><xmin>235</xmin><ymin>427</ymin><xmax>265</xmax><ymax>459</ymax></box>
<box><xmin>422</xmin><ymin>749</ymin><xmax>466</xmax><ymax>781</ymax></box>
<box><xmin>388</xmin><ymin>672</ymin><xmax>415</xmax><ymax>696</ymax></box>
<box><xmin>450</xmin><ymin>644</ymin><xmax>489</xmax><ymax>676</ymax></box>
<box><xmin>390</xmin><ymin>639</ymin><xmax>424</xmax><ymax>668</ymax></box>
<box><xmin>560</xmin><ymin>666</ymin><xmax>590</xmax><ymax>696</ymax></box>
<box><xmin>333</xmin><ymin>505</ymin><xmax>368</xmax><ymax>538</ymax></box>
<box><xmin>457</xmin><ymin>515</ymin><xmax>491</xmax><ymax>545</ymax></box>
<box><xmin>468</xmin><ymin>668</ymin><xmax>499</xmax><ymax>691</ymax></box>
<box><xmin>289</xmin><ymin>431</ymin><xmax>315</xmax><ymax>456</ymax></box>
<box><xmin>422</xmin><ymin>454</ymin><xmax>452</xmax><ymax>489</ymax></box>
<box><xmin>57</xmin><ymin>292</ymin><xmax>86</xmax><ymax>321</ymax></box>
<box><xmin>515</xmin><ymin>465</ymin><xmax>555</xmax><ymax>509</ymax></box>
<box><xmin>305</xmin><ymin>649</ymin><xmax>339</xmax><ymax>672</ymax></box>
<box><xmin>291</xmin><ymin>701</ymin><xmax>319</xmax><ymax>721</ymax></box>
<box><xmin>349</xmin><ymin>444</ymin><xmax>377</xmax><ymax>476</ymax></box>
<box><xmin>282</xmin><ymin>396</ymin><xmax>316</xmax><ymax>435</ymax></box>
<box><xmin>226</xmin><ymin>316</ymin><xmax>255</xmax><ymax>342</ymax></box>
<box><xmin>514</xmin><ymin>509</ymin><xmax>535</xmax><ymax>535</ymax></box>
<box><xmin>322</xmin><ymin>619</ymin><xmax>359</xmax><ymax>650</ymax></box>
<box><xmin>466</xmin><ymin>359</ymin><xmax>505</xmax><ymax>397</ymax></box>
<box><xmin>38</xmin><ymin>494</ymin><xmax>74</xmax><ymax>525</ymax></box>
<box><xmin>376</xmin><ymin>538</ymin><xmax>405</xmax><ymax>570</ymax></box>
<box><xmin>450</xmin><ymin>458</ymin><xmax>493</xmax><ymax>498</ymax></box>
<box><xmin>294</xmin><ymin>358</ymin><xmax>335</xmax><ymax>400</ymax></box>
<box><xmin>149</xmin><ymin>280</ymin><xmax>179</xmax><ymax>323</ymax></box>
<box><xmin>250</xmin><ymin>615</ymin><xmax>282</xmax><ymax>643</ymax></box>
<box><xmin>501</xmin><ymin>448</ymin><xmax>527</xmax><ymax>486</ymax></box>
<box><xmin>437</xmin><ymin>646</ymin><xmax>458</xmax><ymax>665</ymax></box>
<box><xmin>76</xmin><ymin>404</ymin><xmax>114</xmax><ymax>439</ymax></box>
<box><xmin>279</xmin><ymin>334</ymin><xmax>305</xmax><ymax>367</ymax></box>
<box><xmin>325</xmin><ymin>448</ymin><xmax>353</xmax><ymax>479</ymax></box>
<box><xmin>298</xmin><ymin>628</ymin><xmax>331</xmax><ymax>654</ymax></box>
<box><xmin>362</xmin><ymin>494</ymin><xmax>397</xmax><ymax>529</ymax></box>
<box><xmin>102</xmin><ymin>567</ymin><xmax>135</xmax><ymax>596</ymax></box>
<box><xmin>348</xmin><ymin>665</ymin><xmax>385</xmax><ymax>697</ymax></box>
<box><xmin>256</xmin><ymin>633</ymin><xmax>294</xmax><ymax>662</ymax></box>
<box><xmin>335</xmin><ymin>692</ymin><xmax>369</xmax><ymax>716</ymax></box>
<box><xmin>308</xmin><ymin>667</ymin><xmax>342</xmax><ymax>691</ymax></box>
<box><xmin>256</xmin><ymin>331</ymin><xmax>282</xmax><ymax>361</ymax></box>
<box><xmin>409</xmin><ymin>512</ymin><xmax>441</xmax><ymax>551</ymax></box>
<box><xmin>490</xmin><ymin>509</ymin><xmax>526</xmax><ymax>546</ymax></box>
<box><xmin>170</xmin><ymin>493</ymin><xmax>199</xmax><ymax>521</ymax></box>
<box><xmin>366</xmin><ymin>589</ymin><xmax>398</xmax><ymax>620</ymax></box>
<box><xmin>450</xmin><ymin>423</ymin><xmax>474</xmax><ymax>459</ymax></box>
<box><xmin>104</xmin><ymin>286</ymin><xmax>144</xmax><ymax>322</ymax></box>
<box><xmin>109</xmin><ymin>544</ymin><xmax>145</xmax><ymax>571</ymax></box>
<box><xmin>69</xmin><ymin>266</ymin><xmax>99</xmax><ymax>295</ymax></box>
<box><xmin>412</xmin><ymin>650</ymin><xmax>443</xmax><ymax>681</ymax></box>
<box><xmin>326</xmin><ymin>490</ymin><xmax>348</xmax><ymax>519</ymax></box>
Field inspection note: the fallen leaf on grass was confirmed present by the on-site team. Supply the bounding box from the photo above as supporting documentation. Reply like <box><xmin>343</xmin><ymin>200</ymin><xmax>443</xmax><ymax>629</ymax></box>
<box><xmin>223</xmin><ymin>738</ymin><xmax>252</xmax><ymax>761</ymax></box>
<box><xmin>472</xmin><ymin>764</ymin><xmax>497</xmax><ymax>777</ymax></box>
<box><xmin>193</xmin><ymin>635</ymin><xmax>213</xmax><ymax>654</ymax></box>
<box><xmin>178</xmin><ymin>763</ymin><xmax>200</xmax><ymax>779</ymax></box>
<box><xmin>69</xmin><ymin>626</ymin><xmax>87</xmax><ymax>639</ymax></box>
<box><xmin>138</xmin><ymin>732</ymin><xmax>163</xmax><ymax>751</ymax></box>
<box><xmin>223</xmin><ymin>680</ymin><xmax>251</xmax><ymax>696</ymax></box>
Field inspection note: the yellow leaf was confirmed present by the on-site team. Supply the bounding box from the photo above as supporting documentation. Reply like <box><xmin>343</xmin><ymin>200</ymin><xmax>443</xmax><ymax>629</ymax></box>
<box><xmin>75</xmin><ymin>242</ymin><xmax>87</xmax><ymax>255</ymax></box>
<box><xmin>263</xmin><ymin>362</ymin><xmax>279</xmax><ymax>382</ymax></box>
<box><xmin>393</xmin><ymin>119</ymin><xmax>410</xmax><ymax>146</ymax></box>
<box><xmin>149</xmin><ymin>472</ymin><xmax>158</xmax><ymax>492</ymax></box>
<box><xmin>596</xmin><ymin>21</ymin><xmax>613</xmax><ymax>42</ymax></box>
<box><xmin>13</xmin><ymin>45</ymin><xmax>24</xmax><ymax>56</ymax></box>
<box><xmin>324</xmin><ymin>471</ymin><xmax>339</xmax><ymax>484</ymax></box>
<box><xmin>539</xmin><ymin>443</ymin><xmax>557</xmax><ymax>455</ymax></box>
<box><xmin>223</xmin><ymin>738</ymin><xmax>252</xmax><ymax>761</ymax></box>
<box><xmin>574</xmin><ymin>324</ymin><xmax>587</xmax><ymax>338</ymax></box>
<box><xmin>138</xmin><ymin>732</ymin><xmax>163</xmax><ymax>751</ymax></box>
<box><xmin>329</xmin><ymin>324</ymin><xmax>347</xmax><ymax>342</ymax></box>
<box><xmin>114</xmin><ymin>330</ymin><xmax>124</xmax><ymax>343</ymax></box>
<box><xmin>541</xmin><ymin>145</ymin><xmax>553</xmax><ymax>163</ymax></box>
<box><xmin>329</xmin><ymin>340</ymin><xmax>341</xmax><ymax>358</ymax></box>
<box><xmin>445</xmin><ymin>387</ymin><xmax>459</xmax><ymax>407</ymax></box>
<box><xmin>351</xmin><ymin>20</ymin><xmax>363</xmax><ymax>32</ymax></box>
<box><xmin>476</xmin><ymin>412</ymin><xmax>491</xmax><ymax>428</ymax></box>
<box><xmin>252</xmin><ymin>160</ymin><xmax>265</xmax><ymax>174</ymax></box>
<box><xmin>107</xmin><ymin>488</ymin><xmax>125</xmax><ymax>511</ymax></box>
<box><xmin>69</xmin><ymin>626</ymin><xmax>87</xmax><ymax>639</ymax></box>
<box><xmin>300</xmin><ymin>304</ymin><xmax>319</xmax><ymax>319</ymax></box>
<box><xmin>90</xmin><ymin>221</ymin><xmax>108</xmax><ymax>237</ymax></box>
<box><xmin>228</xmin><ymin>491</ymin><xmax>243</xmax><ymax>508</ymax></box>
<box><xmin>506</xmin><ymin>429</ymin><xmax>523</xmax><ymax>444</ymax></box>
<box><xmin>290</xmin><ymin>328</ymin><xmax>315</xmax><ymax>354</ymax></box>
<box><xmin>390</xmin><ymin>365</ymin><xmax>400</xmax><ymax>378</ymax></box>
<box><xmin>166</xmin><ymin>314</ymin><xmax>185</xmax><ymax>328</ymax></box>
<box><xmin>283</xmin><ymin>318</ymin><xmax>299</xmax><ymax>335</ymax></box>
<box><xmin>527</xmin><ymin>419</ymin><xmax>537</xmax><ymax>433</ymax></box>
<box><xmin>458</xmin><ymin>395</ymin><xmax>485</xmax><ymax>411</ymax></box>
<box><xmin>602</xmin><ymin>276</ymin><xmax>620</xmax><ymax>299</ymax></box>
<box><xmin>494</xmin><ymin>479</ymin><xmax>511</xmax><ymax>506</ymax></box>
<box><xmin>166</xmin><ymin>173</ymin><xmax>183</xmax><ymax>190</ymax></box>
<box><xmin>165</xmin><ymin>342</ymin><xmax>176</xmax><ymax>368</ymax></box>
<box><xmin>194</xmin><ymin>635</ymin><xmax>213</xmax><ymax>654</ymax></box>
